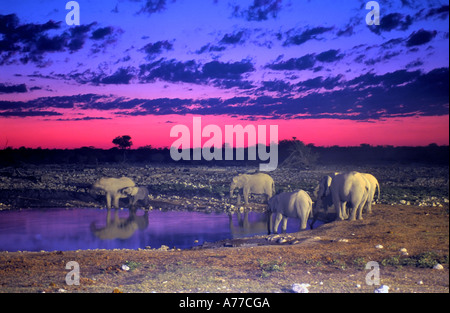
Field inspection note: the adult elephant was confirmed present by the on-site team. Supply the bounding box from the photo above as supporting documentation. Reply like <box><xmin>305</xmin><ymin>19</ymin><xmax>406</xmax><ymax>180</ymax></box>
<box><xmin>267</xmin><ymin>190</ymin><xmax>312</xmax><ymax>234</ymax></box>
<box><xmin>362</xmin><ymin>173</ymin><xmax>380</xmax><ymax>214</ymax></box>
<box><xmin>230</xmin><ymin>173</ymin><xmax>275</xmax><ymax>205</ymax></box>
<box><xmin>315</xmin><ymin>171</ymin><xmax>369</xmax><ymax>221</ymax></box>
<box><xmin>92</xmin><ymin>177</ymin><xmax>135</xmax><ymax>209</ymax></box>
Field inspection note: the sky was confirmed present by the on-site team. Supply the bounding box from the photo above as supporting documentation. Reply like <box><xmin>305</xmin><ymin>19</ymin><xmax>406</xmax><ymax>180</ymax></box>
<box><xmin>0</xmin><ymin>0</ymin><xmax>449</xmax><ymax>149</ymax></box>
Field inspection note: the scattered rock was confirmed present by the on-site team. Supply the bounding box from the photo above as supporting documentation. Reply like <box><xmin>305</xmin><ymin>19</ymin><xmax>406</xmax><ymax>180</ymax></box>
<box><xmin>374</xmin><ymin>285</ymin><xmax>389</xmax><ymax>293</ymax></box>
<box><xmin>375</xmin><ymin>244</ymin><xmax>384</xmax><ymax>249</ymax></box>
<box><xmin>292</xmin><ymin>283</ymin><xmax>310</xmax><ymax>293</ymax></box>
<box><xmin>433</xmin><ymin>263</ymin><xmax>444</xmax><ymax>270</ymax></box>
<box><xmin>121</xmin><ymin>264</ymin><xmax>130</xmax><ymax>271</ymax></box>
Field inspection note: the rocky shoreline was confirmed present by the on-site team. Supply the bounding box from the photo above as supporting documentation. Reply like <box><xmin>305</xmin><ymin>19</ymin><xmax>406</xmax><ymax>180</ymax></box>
<box><xmin>0</xmin><ymin>163</ymin><xmax>448</xmax><ymax>211</ymax></box>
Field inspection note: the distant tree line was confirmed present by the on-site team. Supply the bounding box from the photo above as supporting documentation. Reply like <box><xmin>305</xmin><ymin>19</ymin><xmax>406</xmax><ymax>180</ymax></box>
<box><xmin>0</xmin><ymin>140</ymin><xmax>448</xmax><ymax>167</ymax></box>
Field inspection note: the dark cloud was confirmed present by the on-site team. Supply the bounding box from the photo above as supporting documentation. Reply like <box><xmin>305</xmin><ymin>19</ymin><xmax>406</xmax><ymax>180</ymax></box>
<box><xmin>139</xmin><ymin>58</ymin><xmax>201</xmax><ymax>83</ymax></box>
<box><xmin>212</xmin><ymin>79</ymin><xmax>255</xmax><ymax>90</ymax></box>
<box><xmin>260</xmin><ymin>79</ymin><xmax>293</xmax><ymax>93</ymax></box>
<box><xmin>266</xmin><ymin>54</ymin><xmax>316</xmax><ymax>71</ymax></box>
<box><xmin>0</xmin><ymin>110</ymin><xmax>62</xmax><ymax>117</ymax></box>
<box><xmin>283</xmin><ymin>26</ymin><xmax>333</xmax><ymax>46</ymax></box>
<box><xmin>138</xmin><ymin>58</ymin><xmax>254</xmax><ymax>86</ymax></box>
<box><xmin>219</xmin><ymin>31</ymin><xmax>245</xmax><ymax>44</ymax></box>
<box><xmin>2</xmin><ymin>68</ymin><xmax>447</xmax><ymax>120</ymax></box>
<box><xmin>267</xmin><ymin>49</ymin><xmax>344</xmax><ymax>71</ymax></box>
<box><xmin>53</xmin><ymin>116</ymin><xmax>111</xmax><ymax>121</ymax></box>
<box><xmin>139</xmin><ymin>0</ymin><xmax>168</xmax><ymax>14</ymax></box>
<box><xmin>196</xmin><ymin>44</ymin><xmax>226</xmax><ymax>54</ymax></box>
<box><xmin>316</xmin><ymin>49</ymin><xmax>344</xmax><ymax>63</ymax></box>
<box><xmin>141</xmin><ymin>40</ymin><xmax>173</xmax><ymax>58</ymax></box>
<box><xmin>232</xmin><ymin>0</ymin><xmax>282</xmax><ymax>21</ymax></box>
<box><xmin>406</xmin><ymin>29</ymin><xmax>437</xmax><ymax>47</ymax></box>
<box><xmin>202</xmin><ymin>60</ymin><xmax>254</xmax><ymax>80</ymax></box>
<box><xmin>0</xmin><ymin>14</ymin><xmax>116</xmax><ymax>66</ymax></box>
<box><xmin>67</xmin><ymin>23</ymin><xmax>96</xmax><ymax>52</ymax></box>
<box><xmin>100</xmin><ymin>67</ymin><xmax>135</xmax><ymax>84</ymax></box>
<box><xmin>0</xmin><ymin>83</ymin><xmax>27</xmax><ymax>93</ymax></box>
<box><xmin>297</xmin><ymin>75</ymin><xmax>343</xmax><ymax>91</ymax></box>
<box><xmin>416</xmin><ymin>5</ymin><xmax>449</xmax><ymax>20</ymax></box>
<box><xmin>90</xmin><ymin>27</ymin><xmax>113</xmax><ymax>40</ymax></box>
<box><xmin>370</xmin><ymin>13</ymin><xmax>412</xmax><ymax>35</ymax></box>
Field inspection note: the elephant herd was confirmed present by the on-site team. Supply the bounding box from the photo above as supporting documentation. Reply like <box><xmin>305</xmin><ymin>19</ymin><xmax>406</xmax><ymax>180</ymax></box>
<box><xmin>92</xmin><ymin>170</ymin><xmax>380</xmax><ymax>236</ymax></box>
<box><xmin>228</xmin><ymin>171</ymin><xmax>379</xmax><ymax>234</ymax></box>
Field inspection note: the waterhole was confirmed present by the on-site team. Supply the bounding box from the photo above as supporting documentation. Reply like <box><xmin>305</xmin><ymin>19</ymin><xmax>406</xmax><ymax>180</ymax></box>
<box><xmin>0</xmin><ymin>208</ymin><xmax>320</xmax><ymax>252</ymax></box>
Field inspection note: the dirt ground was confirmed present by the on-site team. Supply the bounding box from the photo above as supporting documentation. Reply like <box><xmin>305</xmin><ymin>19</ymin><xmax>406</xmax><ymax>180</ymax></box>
<box><xmin>0</xmin><ymin>203</ymin><xmax>448</xmax><ymax>293</ymax></box>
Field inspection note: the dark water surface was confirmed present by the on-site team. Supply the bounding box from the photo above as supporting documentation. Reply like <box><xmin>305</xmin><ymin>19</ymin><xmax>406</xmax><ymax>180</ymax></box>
<box><xmin>0</xmin><ymin>208</ymin><xmax>316</xmax><ymax>252</ymax></box>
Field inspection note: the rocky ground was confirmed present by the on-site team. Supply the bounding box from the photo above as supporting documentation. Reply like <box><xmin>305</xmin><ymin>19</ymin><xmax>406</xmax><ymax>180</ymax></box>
<box><xmin>0</xmin><ymin>163</ymin><xmax>448</xmax><ymax>293</ymax></box>
<box><xmin>0</xmin><ymin>204</ymin><xmax>448</xmax><ymax>293</ymax></box>
<box><xmin>0</xmin><ymin>163</ymin><xmax>448</xmax><ymax>211</ymax></box>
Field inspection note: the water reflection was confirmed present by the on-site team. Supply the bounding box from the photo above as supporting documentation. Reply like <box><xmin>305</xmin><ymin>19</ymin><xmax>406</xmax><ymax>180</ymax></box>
<box><xmin>228</xmin><ymin>210</ymin><xmax>270</xmax><ymax>238</ymax></box>
<box><xmin>0</xmin><ymin>208</ymin><xmax>319</xmax><ymax>252</ymax></box>
<box><xmin>90</xmin><ymin>208</ymin><xmax>149</xmax><ymax>240</ymax></box>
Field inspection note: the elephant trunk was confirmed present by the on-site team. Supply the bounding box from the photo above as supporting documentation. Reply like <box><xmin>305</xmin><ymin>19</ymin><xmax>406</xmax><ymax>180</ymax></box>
<box><xmin>230</xmin><ymin>184</ymin><xmax>236</xmax><ymax>198</ymax></box>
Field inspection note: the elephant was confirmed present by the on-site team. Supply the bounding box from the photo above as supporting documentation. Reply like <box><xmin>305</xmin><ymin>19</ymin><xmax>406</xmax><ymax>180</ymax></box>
<box><xmin>267</xmin><ymin>190</ymin><xmax>312</xmax><ymax>234</ymax></box>
<box><xmin>230</xmin><ymin>173</ymin><xmax>275</xmax><ymax>205</ymax></box>
<box><xmin>361</xmin><ymin>173</ymin><xmax>380</xmax><ymax>214</ymax></box>
<box><xmin>92</xmin><ymin>177</ymin><xmax>135</xmax><ymax>209</ymax></box>
<box><xmin>120</xmin><ymin>186</ymin><xmax>150</xmax><ymax>208</ymax></box>
<box><xmin>314</xmin><ymin>171</ymin><xmax>370</xmax><ymax>221</ymax></box>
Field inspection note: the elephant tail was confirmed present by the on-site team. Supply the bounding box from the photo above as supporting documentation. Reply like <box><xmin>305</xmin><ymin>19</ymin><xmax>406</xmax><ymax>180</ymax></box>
<box><xmin>376</xmin><ymin>181</ymin><xmax>380</xmax><ymax>203</ymax></box>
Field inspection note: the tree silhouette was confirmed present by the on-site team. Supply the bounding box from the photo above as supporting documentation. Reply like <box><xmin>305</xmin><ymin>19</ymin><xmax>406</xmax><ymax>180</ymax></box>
<box><xmin>280</xmin><ymin>138</ymin><xmax>319</xmax><ymax>169</ymax></box>
<box><xmin>112</xmin><ymin>135</ymin><xmax>133</xmax><ymax>150</ymax></box>
<box><xmin>112</xmin><ymin>135</ymin><xmax>133</xmax><ymax>162</ymax></box>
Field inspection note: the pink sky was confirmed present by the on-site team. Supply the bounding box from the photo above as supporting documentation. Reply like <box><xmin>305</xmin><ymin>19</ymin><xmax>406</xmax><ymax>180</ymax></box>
<box><xmin>1</xmin><ymin>114</ymin><xmax>448</xmax><ymax>149</ymax></box>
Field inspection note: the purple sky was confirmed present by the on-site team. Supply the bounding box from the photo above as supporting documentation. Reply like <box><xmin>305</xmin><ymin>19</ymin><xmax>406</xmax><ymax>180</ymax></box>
<box><xmin>0</xmin><ymin>0</ymin><xmax>448</xmax><ymax>148</ymax></box>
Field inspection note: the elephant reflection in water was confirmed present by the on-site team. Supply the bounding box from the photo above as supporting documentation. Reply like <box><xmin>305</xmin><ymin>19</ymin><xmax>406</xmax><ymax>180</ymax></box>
<box><xmin>91</xmin><ymin>208</ymin><xmax>149</xmax><ymax>240</ymax></box>
<box><xmin>228</xmin><ymin>209</ymin><xmax>270</xmax><ymax>238</ymax></box>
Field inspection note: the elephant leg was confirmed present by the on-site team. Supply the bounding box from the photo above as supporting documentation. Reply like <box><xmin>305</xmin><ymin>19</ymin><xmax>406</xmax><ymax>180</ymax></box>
<box><xmin>273</xmin><ymin>213</ymin><xmax>283</xmax><ymax>234</ymax></box>
<box><xmin>366</xmin><ymin>195</ymin><xmax>373</xmax><ymax>214</ymax></box>
<box><xmin>281</xmin><ymin>217</ymin><xmax>288</xmax><ymax>233</ymax></box>
<box><xmin>357</xmin><ymin>198</ymin><xmax>367</xmax><ymax>220</ymax></box>
<box><xmin>299</xmin><ymin>210</ymin><xmax>309</xmax><ymax>230</ymax></box>
<box><xmin>113</xmin><ymin>194</ymin><xmax>120</xmax><ymax>209</ymax></box>
<box><xmin>106</xmin><ymin>193</ymin><xmax>112</xmax><ymax>209</ymax></box>
<box><xmin>267</xmin><ymin>213</ymin><xmax>273</xmax><ymax>234</ymax></box>
<box><xmin>342</xmin><ymin>202</ymin><xmax>349</xmax><ymax>219</ymax></box>
<box><xmin>335</xmin><ymin>202</ymin><xmax>344</xmax><ymax>220</ymax></box>
<box><xmin>237</xmin><ymin>193</ymin><xmax>241</xmax><ymax>205</ymax></box>
<box><xmin>348</xmin><ymin>201</ymin><xmax>358</xmax><ymax>221</ymax></box>
<box><xmin>243</xmin><ymin>189</ymin><xmax>249</xmax><ymax>205</ymax></box>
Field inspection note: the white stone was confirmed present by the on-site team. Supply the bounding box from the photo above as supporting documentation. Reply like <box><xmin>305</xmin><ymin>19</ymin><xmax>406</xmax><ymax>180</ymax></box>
<box><xmin>292</xmin><ymin>283</ymin><xmax>311</xmax><ymax>293</ymax></box>
<box><xmin>374</xmin><ymin>285</ymin><xmax>389</xmax><ymax>293</ymax></box>
<box><xmin>433</xmin><ymin>263</ymin><xmax>444</xmax><ymax>270</ymax></box>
